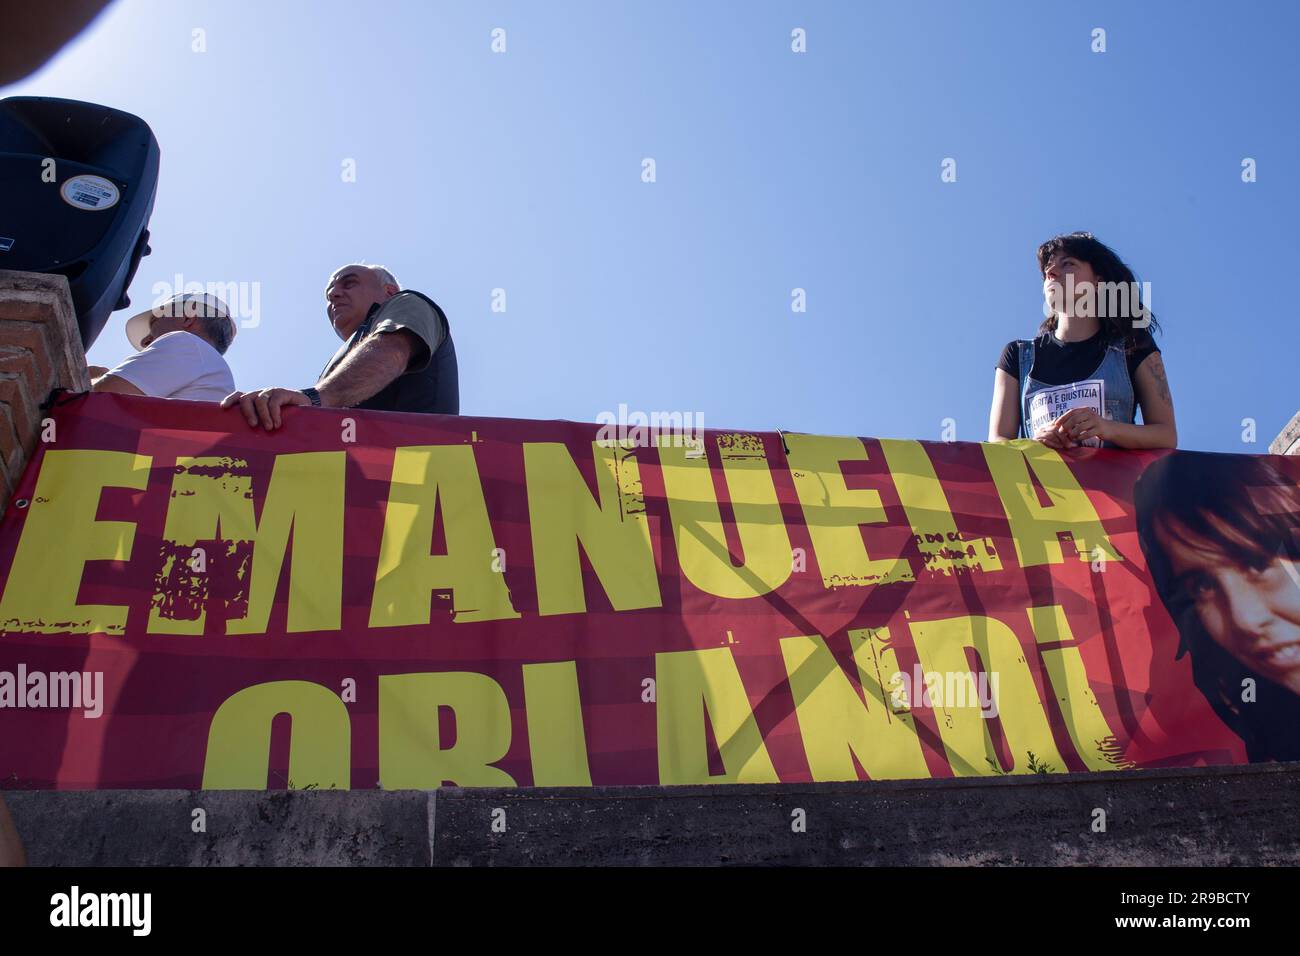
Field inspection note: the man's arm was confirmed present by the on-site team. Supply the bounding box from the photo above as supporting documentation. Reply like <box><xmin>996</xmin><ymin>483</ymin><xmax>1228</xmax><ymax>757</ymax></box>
<box><xmin>91</xmin><ymin>373</ymin><xmax>146</xmax><ymax>395</ymax></box>
<box><xmin>93</xmin><ymin>334</ymin><xmax>200</xmax><ymax>398</ymax></box>
<box><xmin>316</xmin><ymin>329</ymin><xmax>417</xmax><ymax>408</ymax></box>
<box><xmin>222</xmin><ymin>329</ymin><xmax>419</xmax><ymax>430</ymax></box>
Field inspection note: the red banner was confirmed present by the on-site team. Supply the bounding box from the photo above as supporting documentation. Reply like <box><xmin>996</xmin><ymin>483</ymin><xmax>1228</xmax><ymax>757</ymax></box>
<box><xmin>2</xmin><ymin>392</ymin><xmax>1296</xmax><ymax>789</ymax></box>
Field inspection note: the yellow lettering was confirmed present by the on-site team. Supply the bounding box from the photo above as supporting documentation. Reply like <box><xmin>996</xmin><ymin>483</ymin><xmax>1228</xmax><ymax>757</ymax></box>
<box><xmin>1029</xmin><ymin>604</ymin><xmax>1134</xmax><ymax>770</ymax></box>
<box><xmin>786</xmin><ymin>434</ymin><xmax>912</xmax><ymax>589</ymax></box>
<box><xmin>878</xmin><ymin>439</ymin><xmax>1002</xmax><ymax>575</ymax></box>
<box><xmin>781</xmin><ymin>629</ymin><xmax>928</xmax><ymax>780</ymax></box>
<box><xmin>909</xmin><ymin>613</ymin><xmax>1066</xmax><ymax>776</ymax></box>
<box><xmin>982</xmin><ymin>440</ymin><xmax>1118</xmax><ymax>568</ymax></box>
<box><xmin>660</xmin><ymin>434</ymin><xmax>791</xmax><ymax>599</ymax></box>
<box><xmin>655</xmin><ymin>647</ymin><xmax>778</xmax><ymax>784</ymax></box>
<box><xmin>370</xmin><ymin>446</ymin><xmax>519</xmax><ymax>627</ymax></box>
<box><xmin>379</xmin><ymin>672</ymin><xmax>517</xmax><ymax>787</ymax></box>
<box><xmin>202</xmin><ymin>680</ymin><xmax>350</xmax><ymax>789</ymax></box>
<box><xmin>522</xmin><ymin>660</ymin><xmax>593</xmax><ymax>785</ymax></box>
<box><xmin>150</xmin><ymin>453</ymin><xmax>345</xmax><ymax>635</ymax></box>
<box><xmin>524</xmin><ymin>441</ymin><xmax>660</xmax><ymax>616</ymax></box>
<box><xmin>0</xmin><ymin>450</ymin><xmax>150</xmax><ymax>635</ymax></box>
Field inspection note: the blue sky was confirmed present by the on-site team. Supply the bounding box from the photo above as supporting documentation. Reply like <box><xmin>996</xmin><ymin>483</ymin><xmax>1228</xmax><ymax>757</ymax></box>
<box><xmin>6</xmin><ymin>0</ymin><xmax>1297</xmax><ymax>452</ymax></box>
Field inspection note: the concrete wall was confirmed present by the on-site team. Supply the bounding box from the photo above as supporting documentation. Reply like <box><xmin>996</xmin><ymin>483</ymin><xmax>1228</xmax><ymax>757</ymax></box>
<box><xmin>7</xmin><ymin>762</ymin><xmax>1300</xmax><ymax>866</ymax></box>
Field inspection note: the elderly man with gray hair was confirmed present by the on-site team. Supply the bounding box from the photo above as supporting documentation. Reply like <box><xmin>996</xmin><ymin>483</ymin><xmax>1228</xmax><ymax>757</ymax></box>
<box><xmin>223</xmin><ymin>262</ymin><xmax>458</xmax><ymax>429</ymax></box>
<box><xmin>90</xmin><ymin>291</ymin><xmax>238</xmax><ymax>401</ymax></box>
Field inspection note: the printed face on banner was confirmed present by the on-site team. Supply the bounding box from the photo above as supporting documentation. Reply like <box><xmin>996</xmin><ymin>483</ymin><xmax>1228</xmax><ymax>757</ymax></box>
<box><xmin>1133</xmin><ymin>452</ymin><xmax>1300</xmax><ymax>761</ymax></box>
<box><xmin>1156</xmin><ymin>518</ymin><xmax>1300</xmax><ymax>692</ymax></box>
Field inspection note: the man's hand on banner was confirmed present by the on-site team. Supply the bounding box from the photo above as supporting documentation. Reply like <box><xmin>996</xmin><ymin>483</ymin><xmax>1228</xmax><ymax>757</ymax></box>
<box><xmin>221</xmin><ymin>387</ymin><xmax>312</xmax><ymax>430</ymax></box>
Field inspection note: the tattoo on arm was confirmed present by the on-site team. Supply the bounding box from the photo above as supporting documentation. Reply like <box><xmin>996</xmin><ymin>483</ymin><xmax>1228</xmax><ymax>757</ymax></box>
<box><xmin>1145</xmin><ymin>353</ymin><xmax>1172</xmax><ymax>404</ymax></box>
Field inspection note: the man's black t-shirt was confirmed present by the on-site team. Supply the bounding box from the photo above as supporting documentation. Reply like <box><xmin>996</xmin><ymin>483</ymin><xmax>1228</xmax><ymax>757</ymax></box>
<box><xmin>997</xmin><ymin>328</ymin><xmax>1159</xmax><ymax>387</ymax></box>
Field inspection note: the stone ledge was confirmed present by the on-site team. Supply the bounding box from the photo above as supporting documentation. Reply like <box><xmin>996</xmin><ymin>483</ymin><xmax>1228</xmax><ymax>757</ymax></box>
<box><xmin>5</xmin><ymin>789</ymin><xmax>431</xmax><ymax>867</ymax></box>
<box><xmin>6</xmin><ymin>762</ymin><xmax>1300</xmax><ymax>866</ymax></box>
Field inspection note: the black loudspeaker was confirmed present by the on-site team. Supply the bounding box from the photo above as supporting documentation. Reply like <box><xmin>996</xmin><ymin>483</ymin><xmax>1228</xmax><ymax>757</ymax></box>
<box><xmin>0</xmin><ymin>96</ymin><xmax>160</xmax><ymax>350</ymax></box>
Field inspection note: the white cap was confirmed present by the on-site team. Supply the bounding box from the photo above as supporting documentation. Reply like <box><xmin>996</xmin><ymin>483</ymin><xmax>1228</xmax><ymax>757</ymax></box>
<box><xmin>125</xmin><ymin>292</ymin><xmax>237</xmax><ymax>351</ymax></box>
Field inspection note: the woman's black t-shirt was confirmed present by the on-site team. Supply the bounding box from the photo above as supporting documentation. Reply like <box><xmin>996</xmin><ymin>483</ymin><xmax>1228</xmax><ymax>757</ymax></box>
<box><xmin>997</xmin><ymin>328</ymin><xmax>1159</xmax><ymax>387</ymax></box>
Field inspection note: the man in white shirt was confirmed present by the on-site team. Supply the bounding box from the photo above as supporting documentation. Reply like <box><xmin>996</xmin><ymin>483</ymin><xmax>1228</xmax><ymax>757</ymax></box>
<box><xmin>89</xmin><ymin>291</ymin><xmax>237</xmax><ymax>401</ymax></box>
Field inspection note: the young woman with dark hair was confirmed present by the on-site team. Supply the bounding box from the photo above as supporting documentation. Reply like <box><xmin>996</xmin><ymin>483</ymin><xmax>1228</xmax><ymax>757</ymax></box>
<box><xmin>989</xmin><ymin>232</ymin><xmax>1176</xmax><ymax>449</ymax></box>
<box><xmin>1135</xmin><ymin>452</ymin><xmax>1300</xmax><ymax>762</ymax></box>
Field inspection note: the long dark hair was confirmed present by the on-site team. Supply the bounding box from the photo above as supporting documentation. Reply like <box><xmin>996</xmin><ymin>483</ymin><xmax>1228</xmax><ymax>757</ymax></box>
<box><xmin>1134</xmin><ymin>451</ymin><xmax>1300</xmax><ymax>761</ymax></box>
<box><xmin>1036</xmin><ymin>232</ymin><xmax>1160</xmax><ymax>347</ymax></box>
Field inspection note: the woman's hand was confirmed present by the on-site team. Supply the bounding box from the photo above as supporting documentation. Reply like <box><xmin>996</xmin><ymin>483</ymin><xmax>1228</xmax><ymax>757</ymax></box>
<box><xmin>1054</xmin><ymin>407</ymin><xmax>1112</xmax><ymax>445</ymax></box>
<box><xmin>1032</xmin><ymin>422</ymin><xmax>1072</xmax><ymax>450</ymax></box>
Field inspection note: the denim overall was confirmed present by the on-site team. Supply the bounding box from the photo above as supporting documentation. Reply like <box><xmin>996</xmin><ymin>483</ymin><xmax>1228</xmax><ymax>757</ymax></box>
<box><xmin>1018</xmin><ymin>337</ymin><xmax>1136</xmax><ymax>448</ymax></box>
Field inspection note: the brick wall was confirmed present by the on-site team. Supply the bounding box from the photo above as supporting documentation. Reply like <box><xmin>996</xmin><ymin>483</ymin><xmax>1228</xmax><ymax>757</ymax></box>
<box><xmin>0</xmin><ymin>271</ymin><xmax>91</xmax><ymax>498</ymax></box>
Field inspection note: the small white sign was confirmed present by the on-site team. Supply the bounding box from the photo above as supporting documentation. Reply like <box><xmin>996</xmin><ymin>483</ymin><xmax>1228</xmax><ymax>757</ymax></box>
<box><xmin>1027</xmin><ymin>379</ymin><xmax>1107</xmax><ymax>447</ymax></box>
<box><xmin>60</xmin><ymin>174</ymin><xmax>120</xmax><ymax>212</ymax></box>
